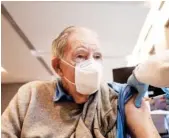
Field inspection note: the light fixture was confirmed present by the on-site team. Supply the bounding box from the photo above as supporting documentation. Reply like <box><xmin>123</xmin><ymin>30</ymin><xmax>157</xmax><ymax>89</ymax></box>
<box><xmin>126</xmin><ymin>54</ymin><xmax>140</xmax><ymax>67</ymax></box>
<box><xmin>30</xmin><ymin>50</ymin><xmax>50</xmax><ymax>57</ymax></box>
<box><xmin>1</xmin><ymin>67</ymin><xmax>7</xmax><ymax>73</ymax></box>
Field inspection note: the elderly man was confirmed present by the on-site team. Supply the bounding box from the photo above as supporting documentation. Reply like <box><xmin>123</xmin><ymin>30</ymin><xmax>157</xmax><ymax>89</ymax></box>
<box><xmin>2</xmin><ymin>26</ymin><xmax>160</xmax><ymax>138</ymax></box>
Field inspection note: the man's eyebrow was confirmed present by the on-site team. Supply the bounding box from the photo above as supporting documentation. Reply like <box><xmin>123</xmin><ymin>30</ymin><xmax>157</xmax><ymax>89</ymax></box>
<box><xmin>94</xmin><ymin>52</ymin><xmax>103</xmax><ymax>56</ymax></box>
<box><xmin>74</xmin><ymin>45</ymin><xmax>88</xmax><ymax>50</ymax></box>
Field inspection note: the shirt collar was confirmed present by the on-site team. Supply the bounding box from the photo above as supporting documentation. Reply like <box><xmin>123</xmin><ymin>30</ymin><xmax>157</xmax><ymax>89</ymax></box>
<box><xmin>53</xmin><ymin>80</ymin><xmax>124</xmax><ymax>102</ymax></box>
<box><xmin>53</xmin><ymin>79</ymin><xmax>73</xmax><ymax>102</ymax></box>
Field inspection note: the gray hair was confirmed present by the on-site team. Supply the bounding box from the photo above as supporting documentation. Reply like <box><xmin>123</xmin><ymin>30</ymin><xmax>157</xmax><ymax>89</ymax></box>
<box><xmin>52</xmin><ymin>26</ymin><xmax>98</xmax><ymax>58</ymax></box>
<box><xmin>52</xmin><ymin>26</ymin><xmax>77</xmax><ymax>58</ymax></box>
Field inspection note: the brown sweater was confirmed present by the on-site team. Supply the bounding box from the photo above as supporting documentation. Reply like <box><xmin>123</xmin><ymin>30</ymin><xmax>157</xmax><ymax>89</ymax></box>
<box><xmin>1</xmin><ymin>80</ymin><xmax>118</xmax><ymax>138</ymax></box>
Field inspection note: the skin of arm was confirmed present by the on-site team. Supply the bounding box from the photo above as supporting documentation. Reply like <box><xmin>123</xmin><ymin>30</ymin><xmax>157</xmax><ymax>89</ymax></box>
<box><xmin>125</xmin><ymin>94</ymin><xmax>161</xmax><ymax>138</ymax></box>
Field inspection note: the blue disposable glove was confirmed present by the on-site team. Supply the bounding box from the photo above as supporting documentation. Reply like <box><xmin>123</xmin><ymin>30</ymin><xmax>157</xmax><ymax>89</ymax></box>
<box><xmin>162</xmin><ymin>87</ymin><xmax>169</xmax><ymax>110</ymax></box>
<box><xmin>162</xmin><ymin>87</ymin><xmax>169</xmax><ymax>99</ymax></box>
<box><xmin>127</xmin><ymin>73</ymin><xmax>149</xmax><ymax>108</ymax></box>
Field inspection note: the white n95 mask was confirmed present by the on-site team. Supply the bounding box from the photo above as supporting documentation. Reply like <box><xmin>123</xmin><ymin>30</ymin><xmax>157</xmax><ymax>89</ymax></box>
<box><xmin>61</xmin><ymin>59</ymin><xmax>103</xmax><ymax>95</ymax></box>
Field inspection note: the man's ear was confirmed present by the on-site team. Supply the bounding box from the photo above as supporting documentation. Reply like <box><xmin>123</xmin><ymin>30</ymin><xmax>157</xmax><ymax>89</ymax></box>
<box><xmin>51</xmin><ymin>56</ymin><xmax>63</xmax><ymax>77</ymax></box>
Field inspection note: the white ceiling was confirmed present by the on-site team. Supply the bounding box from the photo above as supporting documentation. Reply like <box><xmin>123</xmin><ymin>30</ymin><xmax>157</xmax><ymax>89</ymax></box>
<box><xmin>1</xmin><ymin>14</ymin><xmax>52</xmax><ymax>83</ymax></box>
<box><xmin>1</xmin><ymin>1</ymin><xmax>149</xmax><ymax>83</ymax></box>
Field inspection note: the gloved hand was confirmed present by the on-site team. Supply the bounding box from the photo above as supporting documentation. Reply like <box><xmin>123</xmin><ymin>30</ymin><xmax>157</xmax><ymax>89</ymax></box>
<box><xmin>162</xmin><ymin>88</ymin><xmax>169</xmax><ymax>110</ymax></box>
<box><xmin>127</xmin><ymin>73</ymin><xmax>149</xmax><ymax>108</ymax></box>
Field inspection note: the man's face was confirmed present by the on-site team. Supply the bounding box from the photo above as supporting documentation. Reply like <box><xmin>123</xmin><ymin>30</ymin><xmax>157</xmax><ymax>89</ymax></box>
<box><xmin>59</xmin><ymin>28</ymin><xmax>103</xmax><ymax>103</ymax></box>
<box><xmin>61</xmin><ymin>28</ymin><xmax>102</xmax><ymax>82</ymax></box>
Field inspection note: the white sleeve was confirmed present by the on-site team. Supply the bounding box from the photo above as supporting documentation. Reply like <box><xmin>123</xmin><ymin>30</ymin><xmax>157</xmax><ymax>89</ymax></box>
<box><xmin>134</xmin><ymin>50</ymin><xmax>169</xmax><ymax>87</ymax></box>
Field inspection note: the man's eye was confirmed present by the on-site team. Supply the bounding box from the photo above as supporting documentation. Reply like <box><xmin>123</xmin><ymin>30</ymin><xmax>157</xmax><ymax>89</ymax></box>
<box><xmin>75</xmin><ymin>55</ymin><xmax>86</xmax><ymax>63</ymax></box>
<box><xmin>77</xmin><ymin>55</ymin><xmax>85</xmax><ymax>59</ymax></box>
<box><xmin>94</xmin><ymin>55</ymin><xmax>102</xmax><ymax>60</ymax></box>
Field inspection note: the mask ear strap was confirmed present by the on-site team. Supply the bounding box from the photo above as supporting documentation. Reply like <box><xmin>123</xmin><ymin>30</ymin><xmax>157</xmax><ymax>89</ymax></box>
<box><xmin>60</xmin><ymin>59</ymin><xmax>75</xmax><ymax>85</ymax></box>
<box><xmin>64</xmin><ymin>76</ymin><xmax>75</xmax><ymax>85</ymax></box>
<box><xmin>61</xmin><ymin>59</ymin><xmax>75</xmax><ymax>68</ymax></box>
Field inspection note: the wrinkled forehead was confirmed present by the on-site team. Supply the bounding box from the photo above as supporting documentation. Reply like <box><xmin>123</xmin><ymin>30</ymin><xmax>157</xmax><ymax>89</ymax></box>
<box><xmin>67</xmin><ymin>28</ymin><xmax>101</xmax><ymax>51</ymax></box>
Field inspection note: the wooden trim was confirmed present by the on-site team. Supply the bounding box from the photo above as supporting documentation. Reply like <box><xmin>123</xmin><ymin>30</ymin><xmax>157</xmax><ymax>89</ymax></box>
<box><xmin>158</xmin><ymin>1</ymin><xmax>165</xmax><ymax>10</ymax></box>
<box><xmin>165</xmin><ymin>19</ymin><xmax>169</xmax><ymax>28</ymax></box>
<box><xmin>144</xmin><ymin>25</ymin><xmax>152</xmax><ymax>41</ymax></box>
<box><xmin>149</xmin><ymin>45</ymin><xmax>156</xmax><ymax>55</ymax></box>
